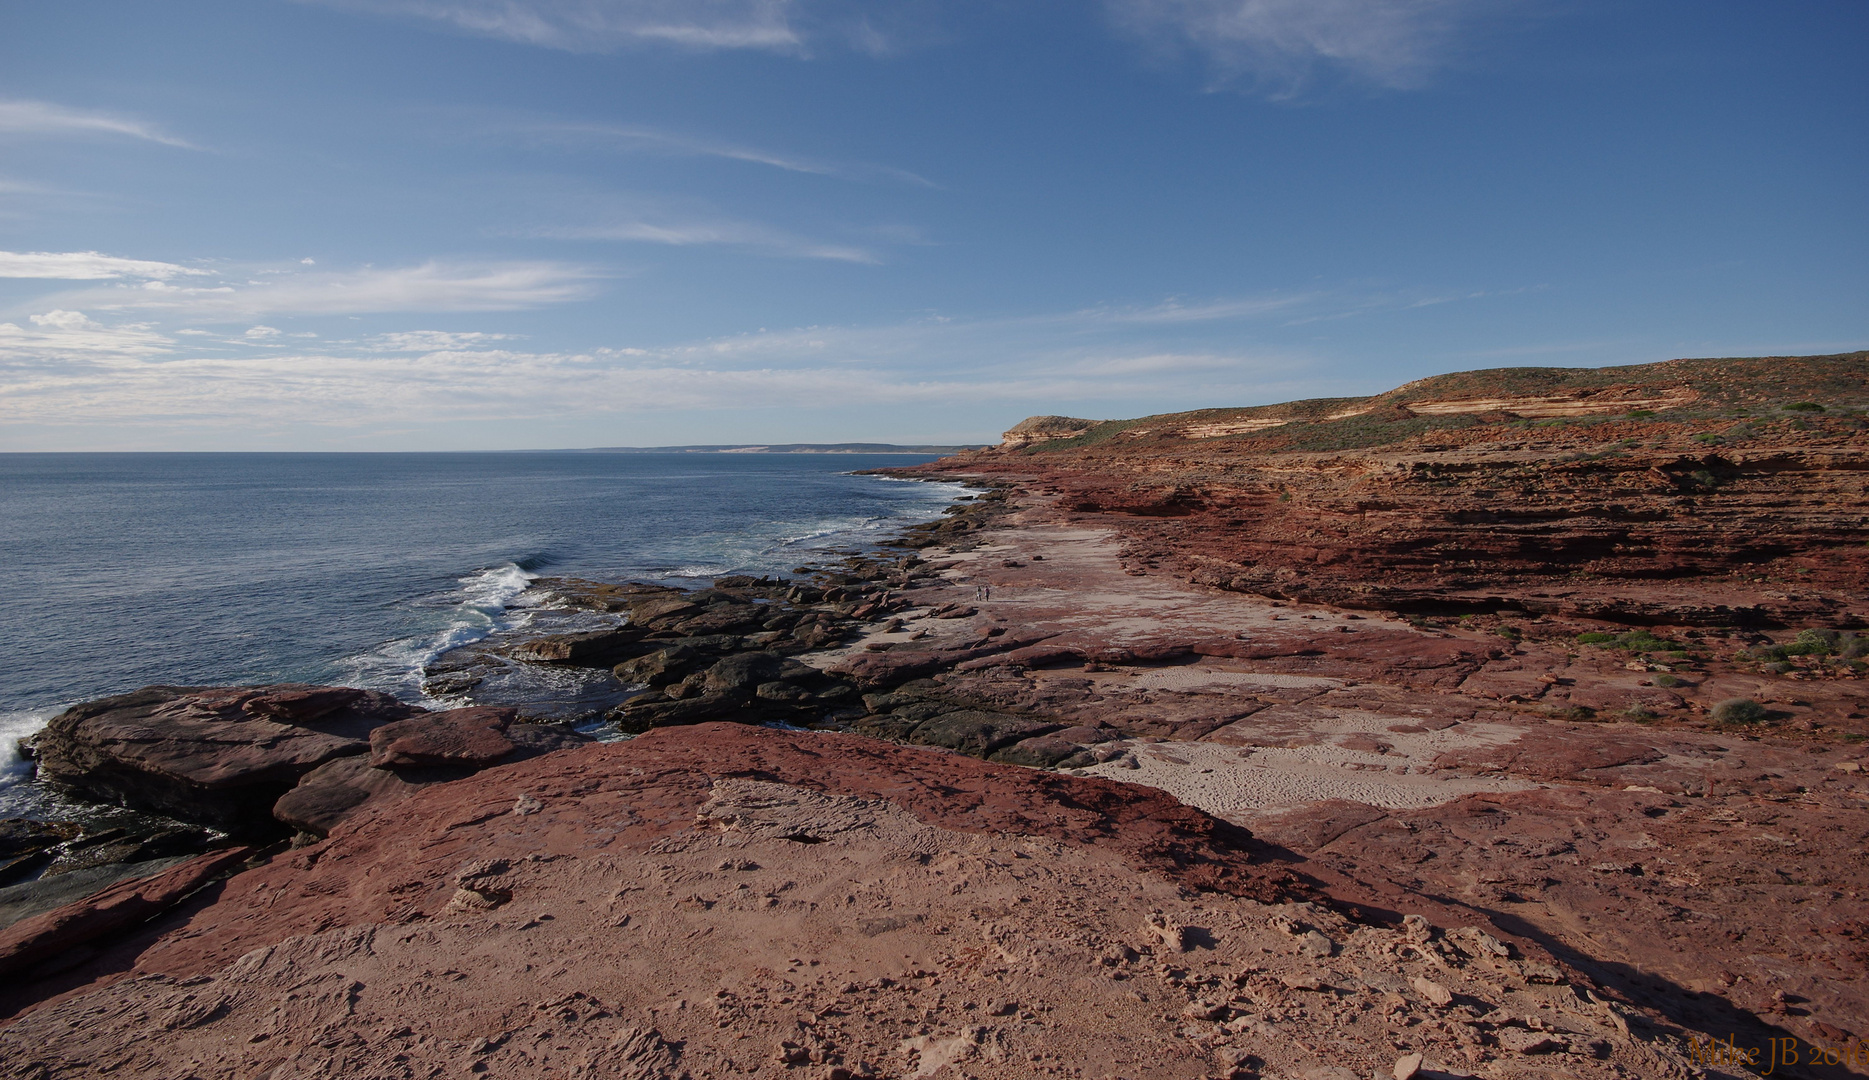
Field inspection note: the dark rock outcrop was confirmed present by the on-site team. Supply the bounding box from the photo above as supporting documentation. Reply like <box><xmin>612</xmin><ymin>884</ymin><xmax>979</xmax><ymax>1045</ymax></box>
<box><xmin>367</xmin><ymin>706</ymin><xmax>517</xmax><ymax>768</ymax></box>
<box><xmin>33</xmin><ymin>685</ymin><xmax>421</xmax><ymax>837</ymax></box>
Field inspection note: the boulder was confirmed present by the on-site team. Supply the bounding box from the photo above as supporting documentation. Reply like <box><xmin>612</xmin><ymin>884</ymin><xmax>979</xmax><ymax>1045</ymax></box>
<box><xmin>626</xmin><ymin>596</ymin><xmax>703</xmax><ymax>627</ymax></box>
<box><xmin>504</xmin><ymin>723</ymin><xmax>595</xmax><ymax>760</ymax></box>
<box><xmin>704</xmin><ymin>652</ymin><xmax>786</xmax><ymax>693</ymax></box>
<box><xmin>32</xmin><ymin>685</ymin><xmax>419</xmax><ymax>837</ymax></box>
<box><xmin>368</xmin><ymin>706</ymin><xmax>517</xmax><ymax>768</ymax></box>
<box><xmin>614</xmin><ymin>645</ymin><xmax>701</xmax><ymax>686</ymax></box>
<box><xmin>910</xmin><ymin>711</ymin><xmax>1059</xmax><ymax>757</ymax></box>
<box><xmin>273</xmin><ymin>755</ymin><xmax>466</xmax><ymax>838</ymax></box>
<box><xmin>610</xmin><ymin>693</ymin><xmax>752</xmax><ymax>733</ymax></box>
<box><xmin>673</xmin><ymin>605</ymin><xmax>766</xmax><ymax>636</ymax></box>
<box><xmin>512</xmin><ymin>627</ymin><xmax>647</xmax><ymax>666</ymax></box>
<box><xmin>989</xmin><ymin>736</ymin><xmax>1083</xmax><ymax>768</ymax></box>
<box><xmin>755</xmin><ymin>681</ymin><xmax>812</xmax><ymax>703</ymax></box>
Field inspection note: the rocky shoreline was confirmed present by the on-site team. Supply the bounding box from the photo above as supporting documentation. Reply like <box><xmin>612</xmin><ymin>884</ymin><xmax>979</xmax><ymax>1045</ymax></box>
<box><xmin>3</xmin><ymin>360</ymin><xmax>1868</xmax><ymax>1076</ymax></box>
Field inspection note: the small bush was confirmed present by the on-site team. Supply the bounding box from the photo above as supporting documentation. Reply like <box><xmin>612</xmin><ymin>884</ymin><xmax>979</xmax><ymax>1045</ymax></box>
<box><xmin>1655</xmin><ymin>674</ymin><xmax>1680</xmax><ymax>688</ymax></box>
<box><xmin>1693</xmin><ymin>432</ymin><xmax>1723</xmax><ymax>445</ymax></box>
<box><xmin>1712</xmin><ymin>698</ymin><xmax>1769</xmax><ymax>725</ymax></box>
<box><xmin>1576</xmin><ymin>631</ymin><xmax>1617</xmax><ymax>645</ymax></box>
<box><xmin>1783</xmin><ymin>402</ymin><xmax>1825</xmax><ymax>412</ymax></box>
<box><xmin>1626</xmin><ymin>409</ymin><xmax>1656</xmax><ymax>419</ymax></box>
<box><xmin>1496</xmin><ymin>624</ymin><xmax>1522</xmax><ymax>642</ymax></box>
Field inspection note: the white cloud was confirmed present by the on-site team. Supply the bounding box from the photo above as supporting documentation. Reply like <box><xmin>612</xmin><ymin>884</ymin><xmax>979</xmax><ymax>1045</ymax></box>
<box><xmin>533</xmin><ymin>218</ymin><xmax>876</xmax><ymax>263</ymax></box>
<box><xmin>0</xmin><ymin>283</ymin><xmax>1506</xmax><ymax>434</ymax></box>
<box><xmin>371</xmin><ymin>330</ymin><xmax>520</xmax><ymax>351</ymax></box>
<box><xmin>0</xmin><ymin>250</ymin><xmax>210</xmax><ymax>280</ymax></box>
<box><xmin>1105</xmin><ymin>0</ymin><xmax>1500</xmax><ymax>94</ymax></box>
<box><xmin>0</xmin><ymin>100</ymin><xmax>193</xmax><ymax>147</ymax></box>
<box><xmin>303</xmin><ymin>0</ymin><xmax>803</xmax><ymax>52</ymax></box>
<box><xmin>500</xmin><ymin>119</ymin><xmax>934</xmax><ymax>186</ymax></box>
<box><xmin>0</xmin><ymin>312</ymin><xmax>171</xmax><ymax>365</ymax></box>
<box><xmin>44</xmin><ymin>260</ymin><xmax>602</xmax><ymax>318</ymax></box>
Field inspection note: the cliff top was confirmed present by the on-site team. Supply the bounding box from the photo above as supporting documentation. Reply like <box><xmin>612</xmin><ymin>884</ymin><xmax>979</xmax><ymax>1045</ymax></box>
<box><xmin>999</xmin><ymin>350</ymin><xmax>1869</xmax><ymax>454</ymax></box>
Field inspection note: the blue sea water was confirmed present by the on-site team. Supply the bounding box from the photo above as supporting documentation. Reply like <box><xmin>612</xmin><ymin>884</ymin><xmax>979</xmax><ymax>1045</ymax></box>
<box><xmin>0</xmin><ymin>452</ymin><xmax>965</xmax><ymax>797</ymax></box>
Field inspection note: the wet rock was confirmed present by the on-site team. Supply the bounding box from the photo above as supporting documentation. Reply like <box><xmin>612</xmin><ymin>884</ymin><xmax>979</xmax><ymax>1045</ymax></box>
<box><xmin>368</xmin><ymin>706</ymin><xmax>518</xmax><ymax>768</ymax></box>
<box><xmin>0</xmin><ymin>855</ymin><xmax>197</xmax><ymax>931</ymax></box>
<box><xmin>503</xmin><ymin>723</ymin><xmax>594</xmax><ymax>760</ymax></box>
<box><xmin>33</xmin><ymin>685</ymin><xmax>420</xmax><ymax>838</ymax></box>
<box><xmin>512</xmin><ymin>627</ymin><xmax>648</xmax><ymax>666</ymax></box>
<box><xmin>0</xmin><ymin>820</ymin><xmax>81</xmax><ymax>884</ymax></box>
<box><xmin>0</xmin><ymin>846</ymin><xmax>251</xmax><ymax>978</ymax></box>
<box><xmin>40</xmin><ymin>826</ymin><xmax>217</xmax><ymax>879</ymax></box>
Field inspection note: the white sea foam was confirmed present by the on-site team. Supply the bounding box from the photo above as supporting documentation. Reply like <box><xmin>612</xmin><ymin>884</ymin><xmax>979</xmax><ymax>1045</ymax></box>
<box><xmin>0</xmin><ymin>706</ymin><xmax>58</xmax><ymax>790</ymax></box>
<box><xmin>340</xmin><ymin>562</ymin><xmax>540</xmax><ymax>705</ymax></box>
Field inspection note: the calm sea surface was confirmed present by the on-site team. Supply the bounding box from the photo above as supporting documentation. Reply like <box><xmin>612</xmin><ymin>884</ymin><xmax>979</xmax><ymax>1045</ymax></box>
<box><xmin>0</xmin><ymin>452</ymin><xmax>964</xmax><ymax>799</ymax></box>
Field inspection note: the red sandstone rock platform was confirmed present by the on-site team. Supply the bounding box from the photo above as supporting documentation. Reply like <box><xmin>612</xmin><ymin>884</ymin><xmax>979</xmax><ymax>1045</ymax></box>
<box><xmin>0</xmin><ymin>725</ymin><xmax>1725</xmax><ymax>1079</ymax></box>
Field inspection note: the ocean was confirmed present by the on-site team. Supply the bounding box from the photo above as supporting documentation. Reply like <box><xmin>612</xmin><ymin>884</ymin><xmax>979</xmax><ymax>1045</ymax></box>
<box><xmin>0</xmin><ymin>452</ymin><xmax>966</xmax><ymax>810</ymax></box>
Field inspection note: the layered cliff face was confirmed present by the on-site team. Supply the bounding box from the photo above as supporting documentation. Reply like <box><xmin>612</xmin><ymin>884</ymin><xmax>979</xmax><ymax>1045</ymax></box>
<box><xmin>956</xmin><ymin>353</ymin><xmax>1869</xmax><ymax>625</ymax></box>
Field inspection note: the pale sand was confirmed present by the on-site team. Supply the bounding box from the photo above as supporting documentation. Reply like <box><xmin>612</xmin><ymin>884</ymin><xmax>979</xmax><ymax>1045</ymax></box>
<box><xmin>1075</xmin><ymin>738</ymin><xmax>1537</xmax><ymax>820</ymax></box>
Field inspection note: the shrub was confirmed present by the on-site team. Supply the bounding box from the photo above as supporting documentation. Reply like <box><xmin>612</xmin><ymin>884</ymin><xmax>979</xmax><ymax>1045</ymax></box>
<box><xmin>1575</xmin><ymin>629</ymin><xmax>1679</xmax><ymax>653</ymax></box>
<box><xmin>1496</xmin><ymin>624</ymin><xmax>1522</xmax><ymax>642</ymax></box>
<box><xmin>1693</xmin><ymin>432</ymin><xmax>1723</xmax><ymax>445</ymax></box>
<box><xmin>1626</xmin><ymin>409</ymin><xmax>1656</xmax><ymax>419</ymax></box>
<box><xmin>1655</xmin><ymin>674</ymin><xmax>1680</xmax><ymax>688</ymax></box>
<box><xmin>1712</xmin><ymin>698</ymin><xmax>1769</xmax><ymax>725</ymax></box>
<box><xmin>1783</xmin><ymin>402</ymin><xmax>1825</xmax><ymax>412</ymax></box>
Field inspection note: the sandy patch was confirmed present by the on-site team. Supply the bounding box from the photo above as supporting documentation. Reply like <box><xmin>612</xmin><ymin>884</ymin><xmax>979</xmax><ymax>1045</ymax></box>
<box><xmin>1075</xmin><ymin>739</ymin><xmax>1537</xmax><ymax>819</ymax></box>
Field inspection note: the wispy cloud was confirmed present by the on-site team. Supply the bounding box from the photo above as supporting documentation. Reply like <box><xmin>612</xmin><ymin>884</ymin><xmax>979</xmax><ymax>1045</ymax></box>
<box><xmin>531</xmin><ymin>218</ymin><xmax>877</xmax><ymax>263</ymax></box>
<box><xmin>41</xmin><ymin>260</ymin><xmax>602</xmax><ymax>318</ymax></box>
<box><xmin>0</xmin><ymin>311</ymin><xmax>172</xmax><ymax>364</ymax></box>
<box><xmin>1077</xmin><ymin>293</ymin><xmax>1321</xmax><ymax>324</ymax></box>
<box><xmin>0</xmin><ymin>282</ymin><xmax>1509</xmax><ymax>434</ymax></box>
<box><xmin>0</xmin><ymin>250</ymin><xmax>211</xmax><ymax>281</ymax></box>
<box><xmin>0</xmin><ymin>100</ymin><xmax>194</xmax><ymax>147</ymax></box>
<box><xmin>302</xmin><ymin>0</ymin><xmax>805</xmax><ymax>53</ymax></box>
<box><xmin>494</xmin><ymin>118</ymin><xmax>935</xmax><ymax>186</ymax></box>
<box><xmin>1105</xmin><ymin>0</ymin><xmax>1502</xmax><ymax>95</ymax></box>
<box><xmin>370</xmin><ymin>329</ymin><xmax>521</xmax><ymax>351</ymax></box>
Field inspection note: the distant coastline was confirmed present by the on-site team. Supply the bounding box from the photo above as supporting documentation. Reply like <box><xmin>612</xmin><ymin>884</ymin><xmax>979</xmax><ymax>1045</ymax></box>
<box><xmin>563</xmin><ymin>443</ymin><xmax>989</xmax><ymax>455</ymax></box>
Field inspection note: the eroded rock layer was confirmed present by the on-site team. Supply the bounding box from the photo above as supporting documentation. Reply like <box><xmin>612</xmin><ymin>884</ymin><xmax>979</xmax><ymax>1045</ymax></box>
<box><xmin>0</xmin><ymin>726</ymin><xmax>1713</xmax><ymax>1080</ymax></box>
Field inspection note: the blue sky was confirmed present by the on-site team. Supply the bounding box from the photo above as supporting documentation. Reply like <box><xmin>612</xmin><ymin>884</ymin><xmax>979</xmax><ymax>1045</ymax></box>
<box><xmin>1</xmin><ymin>0</ymin><xmax>1864</xmax><ymax>450</ymax></box>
